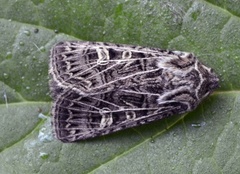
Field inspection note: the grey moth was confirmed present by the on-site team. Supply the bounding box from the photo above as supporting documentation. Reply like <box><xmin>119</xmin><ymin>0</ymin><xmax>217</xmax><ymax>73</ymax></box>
<box><xmin>49</xmin><ymin>41</ymin><xmax>219</xmax><ymax>142</ymax></box>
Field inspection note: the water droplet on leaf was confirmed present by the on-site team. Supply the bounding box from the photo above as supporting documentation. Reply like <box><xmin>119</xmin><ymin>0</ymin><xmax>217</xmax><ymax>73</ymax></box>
<box><xmin>34</xmin><ymin>28</ymin><xmax>39</xmax><ymax>33</ymax></box>
<box><xmin>39</xmin><ymin>46</ymin><xmax>46</xmax><ymax>52</ymax></box>
<box><xmin>39</xmin><ymin>152</ymin><xmax>49</xmax><ymax>159</ymax></box>
<box><xmin>19</xmin><ymin>41</ymin><xmax>24</xmax><ymax>46</ymax></box>
<box><xmin>3</xmin><ymin>73</ymin><xmax>9</xmax><ymax>79</ymax></box>
<box><xmin>6</xmin><ymin>52</ymin><xmax>12</xmax><ymax>59</ymax></box>
<box><xmin>191</xmin><ymin>123</ymin><xmax>202</xmax><ymax>128</ymax></box>
<box><xmin>23</xmin><ymin>30</ymin><xmax>31</xmax><ymax>36</ymax></box>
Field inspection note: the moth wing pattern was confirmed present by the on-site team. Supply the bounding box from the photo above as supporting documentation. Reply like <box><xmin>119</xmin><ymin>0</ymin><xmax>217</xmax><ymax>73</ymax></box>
<box><xmin>49</xmin><ymin>41</ymin><xmax>219</xmax><ymax>142</ymax></box>
<box><xmin>52</xmin><ymin>89</ymin><xmax>190</xmax><ymax>142</ymax></box>
<box><xmin>49</xmin><ymin>41</ymin><xmax>194</xmax><ymax>95</ymax></box>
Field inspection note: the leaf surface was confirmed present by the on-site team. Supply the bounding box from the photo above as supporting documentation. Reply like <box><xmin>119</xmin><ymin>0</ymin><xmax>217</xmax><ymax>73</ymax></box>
<box><xmin>0</xmin><ymin>1</ymin><xmax>239</xmax><ymax>174</ymax></box>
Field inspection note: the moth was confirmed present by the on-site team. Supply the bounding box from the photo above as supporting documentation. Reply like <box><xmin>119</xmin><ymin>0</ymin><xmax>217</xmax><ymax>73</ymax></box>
<box><xmin>49</xmin><ymin>41</ymin><xmax>219</xmax><ymax>142</ymax></box>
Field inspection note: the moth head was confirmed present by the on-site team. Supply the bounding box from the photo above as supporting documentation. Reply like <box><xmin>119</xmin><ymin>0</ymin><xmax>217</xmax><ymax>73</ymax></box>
<box><xmin>196</xmin><ymin>62</ymin><xmax>219</xmax><ymax>100</ymax></box>
<box><xmin>169</xmin><ymin>52</ymin><xmax>219</xmax><ymax>100</ymax></box>
<box><xmin>157</xmin><ymin>53</ymin><xmax>219</xmax><ymax>111</ymax></box>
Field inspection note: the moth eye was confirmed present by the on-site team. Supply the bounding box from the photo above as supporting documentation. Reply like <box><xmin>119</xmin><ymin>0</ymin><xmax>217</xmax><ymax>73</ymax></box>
<box><xmin>122</xmin><ymin>50</ymin><xmax>132</xmax><ymax>59</ymax></box>
<box><xmin>198</xmin><ymin>82</ymin><xmax>211</xmax><ymax>99</ymax></box>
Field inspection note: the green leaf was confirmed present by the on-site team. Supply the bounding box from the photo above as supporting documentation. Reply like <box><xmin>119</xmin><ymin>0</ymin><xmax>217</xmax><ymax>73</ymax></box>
<box><xmin>0</xmin><ymin>0</ymin><xmax>239</xmax><ymax>173</ymax></box>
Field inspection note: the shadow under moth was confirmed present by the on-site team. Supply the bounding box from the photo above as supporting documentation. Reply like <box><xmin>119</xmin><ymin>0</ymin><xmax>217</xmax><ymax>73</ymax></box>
<box><xmin>49</xmin><ymin>41</ymin><xmax>219</xmax><ymax>142</ymax></box>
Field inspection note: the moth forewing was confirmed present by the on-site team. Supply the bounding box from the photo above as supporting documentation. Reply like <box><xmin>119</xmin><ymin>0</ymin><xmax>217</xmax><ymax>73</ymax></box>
<box><xmin>49</xmin><ymin>41</ymin><xmax>219</xmax><ymax>142</ymax></box>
